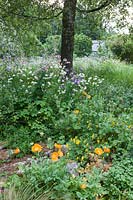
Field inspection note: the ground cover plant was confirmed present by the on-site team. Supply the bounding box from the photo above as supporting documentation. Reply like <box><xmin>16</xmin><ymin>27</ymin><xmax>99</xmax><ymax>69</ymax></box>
<box><xmin>0</xmin><ymin>57</ymin><xmax>133</xmax><ymax>199</ymax></box>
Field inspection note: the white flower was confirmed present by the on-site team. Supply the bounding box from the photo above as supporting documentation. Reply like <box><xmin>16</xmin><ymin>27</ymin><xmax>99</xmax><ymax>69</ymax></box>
<box><xmin>40</xmin><ymin>132</ymin><xmax>44</xmax><ymax>137</ymax></box>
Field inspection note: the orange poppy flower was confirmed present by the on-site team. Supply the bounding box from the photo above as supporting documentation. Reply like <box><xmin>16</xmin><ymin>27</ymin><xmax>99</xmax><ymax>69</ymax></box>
<box><xmin>80</xmin><ymin>184</ymin><xmax>87</xmax><ymax>189</ymax></box>
<box><xmin>94</xmin><ymin>148</ymin><xmax>104</xmax><ymax>155</ymax></box>
<box><xmin>31</xmin><ymin>143</ymin><xmax>43</xmax><ymax>153</ymax></box>
<box><xmin>51</xmin><ymin>152</ymin><xmax>59</xmax><ymax>161</ymax></box>
<box><xmin>54</xmin><ymin>143</ymin><xmax>62</xmax><ymax>149</ymax></box>
<box><xmin>58</xmin><ymin>150</ymin><xmax>63</xmax><ymax>157</ymax></box>
<box><xmin>14</xmin><ymin>148</ymin><xmax>20</xmax><ymax>154</ymax></box>
<box><xmin>103</xmin><ymin>147</ymin><xmax>110</xmax><ymax>153</ymax></box>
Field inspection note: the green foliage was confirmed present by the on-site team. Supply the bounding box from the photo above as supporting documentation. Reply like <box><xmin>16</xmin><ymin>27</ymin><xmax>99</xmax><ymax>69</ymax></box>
<box><xmin>74</xmin><ymin>34</ymin><xmax>92</xmax><ymax>57</ymax></box>
<box><xmin>0</xmin><ymin>29</ymin><xmax>45</xmax><ymax>58</ymax></box>
<box><xmin>75</xmin><ymin>12</ymin><xmax>106</xmax><ymax>40</ymax></box>
<box><xmin>106</xmin><ymin>34</ymin><xmax>133</xmax><ymax>63</ymax></box>
<box><xmin>0</xmin><ymin>58</ymin><xmax>132</xmax><ymax>158</ymax></box>
<box><xmin>43</xmin><ymin>34</ymin><xmax>92</xmax><ymax>57</ymax></box>
<box><xmin>102</xmin><ymin>156</ymin><xmax>133</xmax><ymax>200</ymax></box>
<box><xmin>75</xmin><ymin>58</ymin><xmax>133</xmax><ymax>86</ymax></box>
<box><xmin>43</xmin><ymin>35</ymin><xmax>61</xmax><ymax>55</ymax></box>
<box><xmin>12</xmin><ymin>157</ymin><xmax>104</xmax><ymax>200</ymax></box>
<box><xmin>0</xmin><ymin>32</ymin><xmax>22</xmax><ymax>58</ymax></box>
<box><xmin>19</xmin><ymin>32</ymin><xmax>45</xmax><ymax>57</ymax></box>
<box><xmin>0</xmin><ymin>183</ymin><xmax>51</xmax><ymax>200</ymax></box>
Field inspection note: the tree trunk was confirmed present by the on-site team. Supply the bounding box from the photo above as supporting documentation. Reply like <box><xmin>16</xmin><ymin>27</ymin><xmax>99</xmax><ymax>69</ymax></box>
<box><xmin>61</xmin><ymin>0</ymin><xmax>77</xmax><ymax>75</ymax></box>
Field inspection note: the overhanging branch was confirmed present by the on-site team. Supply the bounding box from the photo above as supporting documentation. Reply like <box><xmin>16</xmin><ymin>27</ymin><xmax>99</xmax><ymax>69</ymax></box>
<box><xmin>76</xmin><ymin>0</ymin><xmax>113</xmax><ymax>13</ymax></box>
<box><xmin>10</xmin><ymin>10</ymin><xmax>63</xmax><ymax>20</ymax></box>
<box><xmin>0</xmin><ymin>6</ymin><xmax>62</xmax><ymax>21</ymax></box>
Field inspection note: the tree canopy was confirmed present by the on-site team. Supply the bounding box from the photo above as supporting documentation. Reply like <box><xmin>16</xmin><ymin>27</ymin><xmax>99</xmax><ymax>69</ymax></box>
<box><xmin>0</xmin><ymin>0</ymin><xmax>132</xmax><ymax>72</ymax></box>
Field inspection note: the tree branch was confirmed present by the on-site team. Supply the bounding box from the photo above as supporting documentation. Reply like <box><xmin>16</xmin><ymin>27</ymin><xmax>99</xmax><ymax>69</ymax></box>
<box><xmin>0</xmin><ymin>6</ymin><xmax>62</xmax><ymax>21</ymax></box>
<box><xmin>76</xmin><ymin>0</ymin><xmax>113</xmax><ymax>13</ymax></box>
<box><xmin>11</xmin><ymin>11</ymin><xmax>63</xmax><ymax>20</ymax></box>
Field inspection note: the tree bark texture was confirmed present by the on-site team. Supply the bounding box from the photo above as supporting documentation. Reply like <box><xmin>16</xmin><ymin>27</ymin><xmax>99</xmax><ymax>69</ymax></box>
<box><xmin>61</xmin><ymin>0</ymin><xmax>77</xmax><ymax>74</ymax></box>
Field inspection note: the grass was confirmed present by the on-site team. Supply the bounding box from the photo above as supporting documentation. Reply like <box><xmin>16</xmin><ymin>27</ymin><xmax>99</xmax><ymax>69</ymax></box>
<box><xmin>0</xmin><ymin>184</ymin><xmax>51</xmax><ymax>200</ymax></box>
<box><xmin>74</xmin><ymin>57</ymin><xmax>133</xmax><ymax>86</ymax></box>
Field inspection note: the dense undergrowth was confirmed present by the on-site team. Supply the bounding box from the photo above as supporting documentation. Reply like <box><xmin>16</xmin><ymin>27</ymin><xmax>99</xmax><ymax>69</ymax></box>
<box><xmin>0</xmin><ymin>57</ymin><xmax>133</xmax><ymax>199</ymax></box>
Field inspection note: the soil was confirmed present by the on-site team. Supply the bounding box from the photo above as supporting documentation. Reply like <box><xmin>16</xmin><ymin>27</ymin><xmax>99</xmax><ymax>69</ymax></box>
<box><xmin>0</xmin><ymin>142</ymin><xmax>50</xmax><ymax>194</ymax></box>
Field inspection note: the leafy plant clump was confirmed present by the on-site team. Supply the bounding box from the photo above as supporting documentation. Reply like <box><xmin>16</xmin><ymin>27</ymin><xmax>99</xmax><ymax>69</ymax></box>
<box><xmin>106</xmin><ymin>34</ymin><xmax>133</xmax><ymax>63</ymax></box>
<box><xmin>0</xmin><ymin>57</ymin><xmax>133</xmax><ymax>199</ymax></box>
<box><xmin>102</xmin><ymin>156</ymin><xmax>133</xmax><ymax>200</ymax></box>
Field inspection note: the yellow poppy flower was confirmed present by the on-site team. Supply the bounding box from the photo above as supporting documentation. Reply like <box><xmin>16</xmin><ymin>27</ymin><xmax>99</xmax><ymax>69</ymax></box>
<box><xmin>94</xmin><ymin>148</ymin><xmax>104</xmax><ymax>155</ymax></box>
<box><xmin>87</xmin><ymin>95</ymin><xmax>91</xmax><ymax>99</ymax></box>
<box><xmin>31</xmin><ymin>143</ymin><xmax>43</xmax><ymax>153</ymax></box>
<box><xmin>97</xmin><ymin>139</ymin><xmax>100</xmax><ymax>144</ymax></box>
<box><xmin>58</xmin><ymin>150</ymin><xmax>63</xmax><ymax>157</ymax></box>
<box><xmin>81</xmin><ymin>156</ymin><xmax>84</xmax><ymax>161</ymax></box>
<box><xmin>54</xmin><ymin>143</ymin><xmax>62</xmax><ymax>149</ymax></box>
<box><xmin>72</xmin><ymin>138</ymin><xmax>76</xmax><ymax>143</ymax></box>
<box><xmin>80</xmin><ymin>184</ymin><xmax>87</xmax><ymax>189</ymax></box>
<box><xmin>73</xmin><ymin>109</ymin><xmax>80</xmax><ymax>114</ymax></box>
<box><xmin>75</xmin><ymin>139</ymin><xmax>80</xmax><ymax>145</ymax></box>
<box><xmin>51</xmin><ymin>152</ymin><xmax>59</xmax><ymax>161</ymax></box>
<box><xmin>82</xmin><ymin>91</ymin><xmax>88</xmax><ymax>96</ymax></box>
<box><xmin>82</xmin><ymin>91</ymin><xmax>91</xmax><ymax>99</ymax></box>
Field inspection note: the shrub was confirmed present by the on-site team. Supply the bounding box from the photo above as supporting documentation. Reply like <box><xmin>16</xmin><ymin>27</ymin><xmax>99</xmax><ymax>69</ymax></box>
<box><xmin>0</xmin><ymin>31</ymin><xmax>45</xmax><ymax>58</ymax></box>
<box><xmin>106</xmin><ymin>34</ymin><xmax>133</xmax><ymax>63</ymax></box>
<box><xmin>0</xmin><ymin>32</ymin><xmax>23</xmax><ymax>58</ymax></box>
<box><xmin>74</xmin><ymin>34</ymin><xmax>92</xmax><ymax>57</ymax></box>
<box><xmin>13</xmin><ymin>157</ymin><xmax>104</xmax><ymax>200</ymax></box>
<box><xmin>20</xmin><ymin>32</ymin><xmax>45</xmax><ymax>57</ymax></box>
<box><xmin>43</xmin><ymin>34</ymin><xmax>92</xmax><ymax>57</ymax></box>
<box><xmin>102</xmin><ymin>156</ymin><xmax>133</xmax><ymax>199</ymax></box>
<box><xmin>43</xmin><ymin>35</ymin><xmax>61</xmax><ymax>55</ymax></box>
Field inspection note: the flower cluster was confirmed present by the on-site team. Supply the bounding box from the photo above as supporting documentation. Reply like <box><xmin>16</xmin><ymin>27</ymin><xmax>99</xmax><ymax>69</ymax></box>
<box><xmin>51</xmin><ymin>143</ymin><xmax>64</xmax><ymax>161</ymax></box>
<box><xmin>71</xmin><ymin>137</ymin><xmax>80</xmax><ymax>145</ymax></box>
<box><xmin>94</xmin><ymin>147</ymin><xmax>110</xmax><ymax>155</ymax></box>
